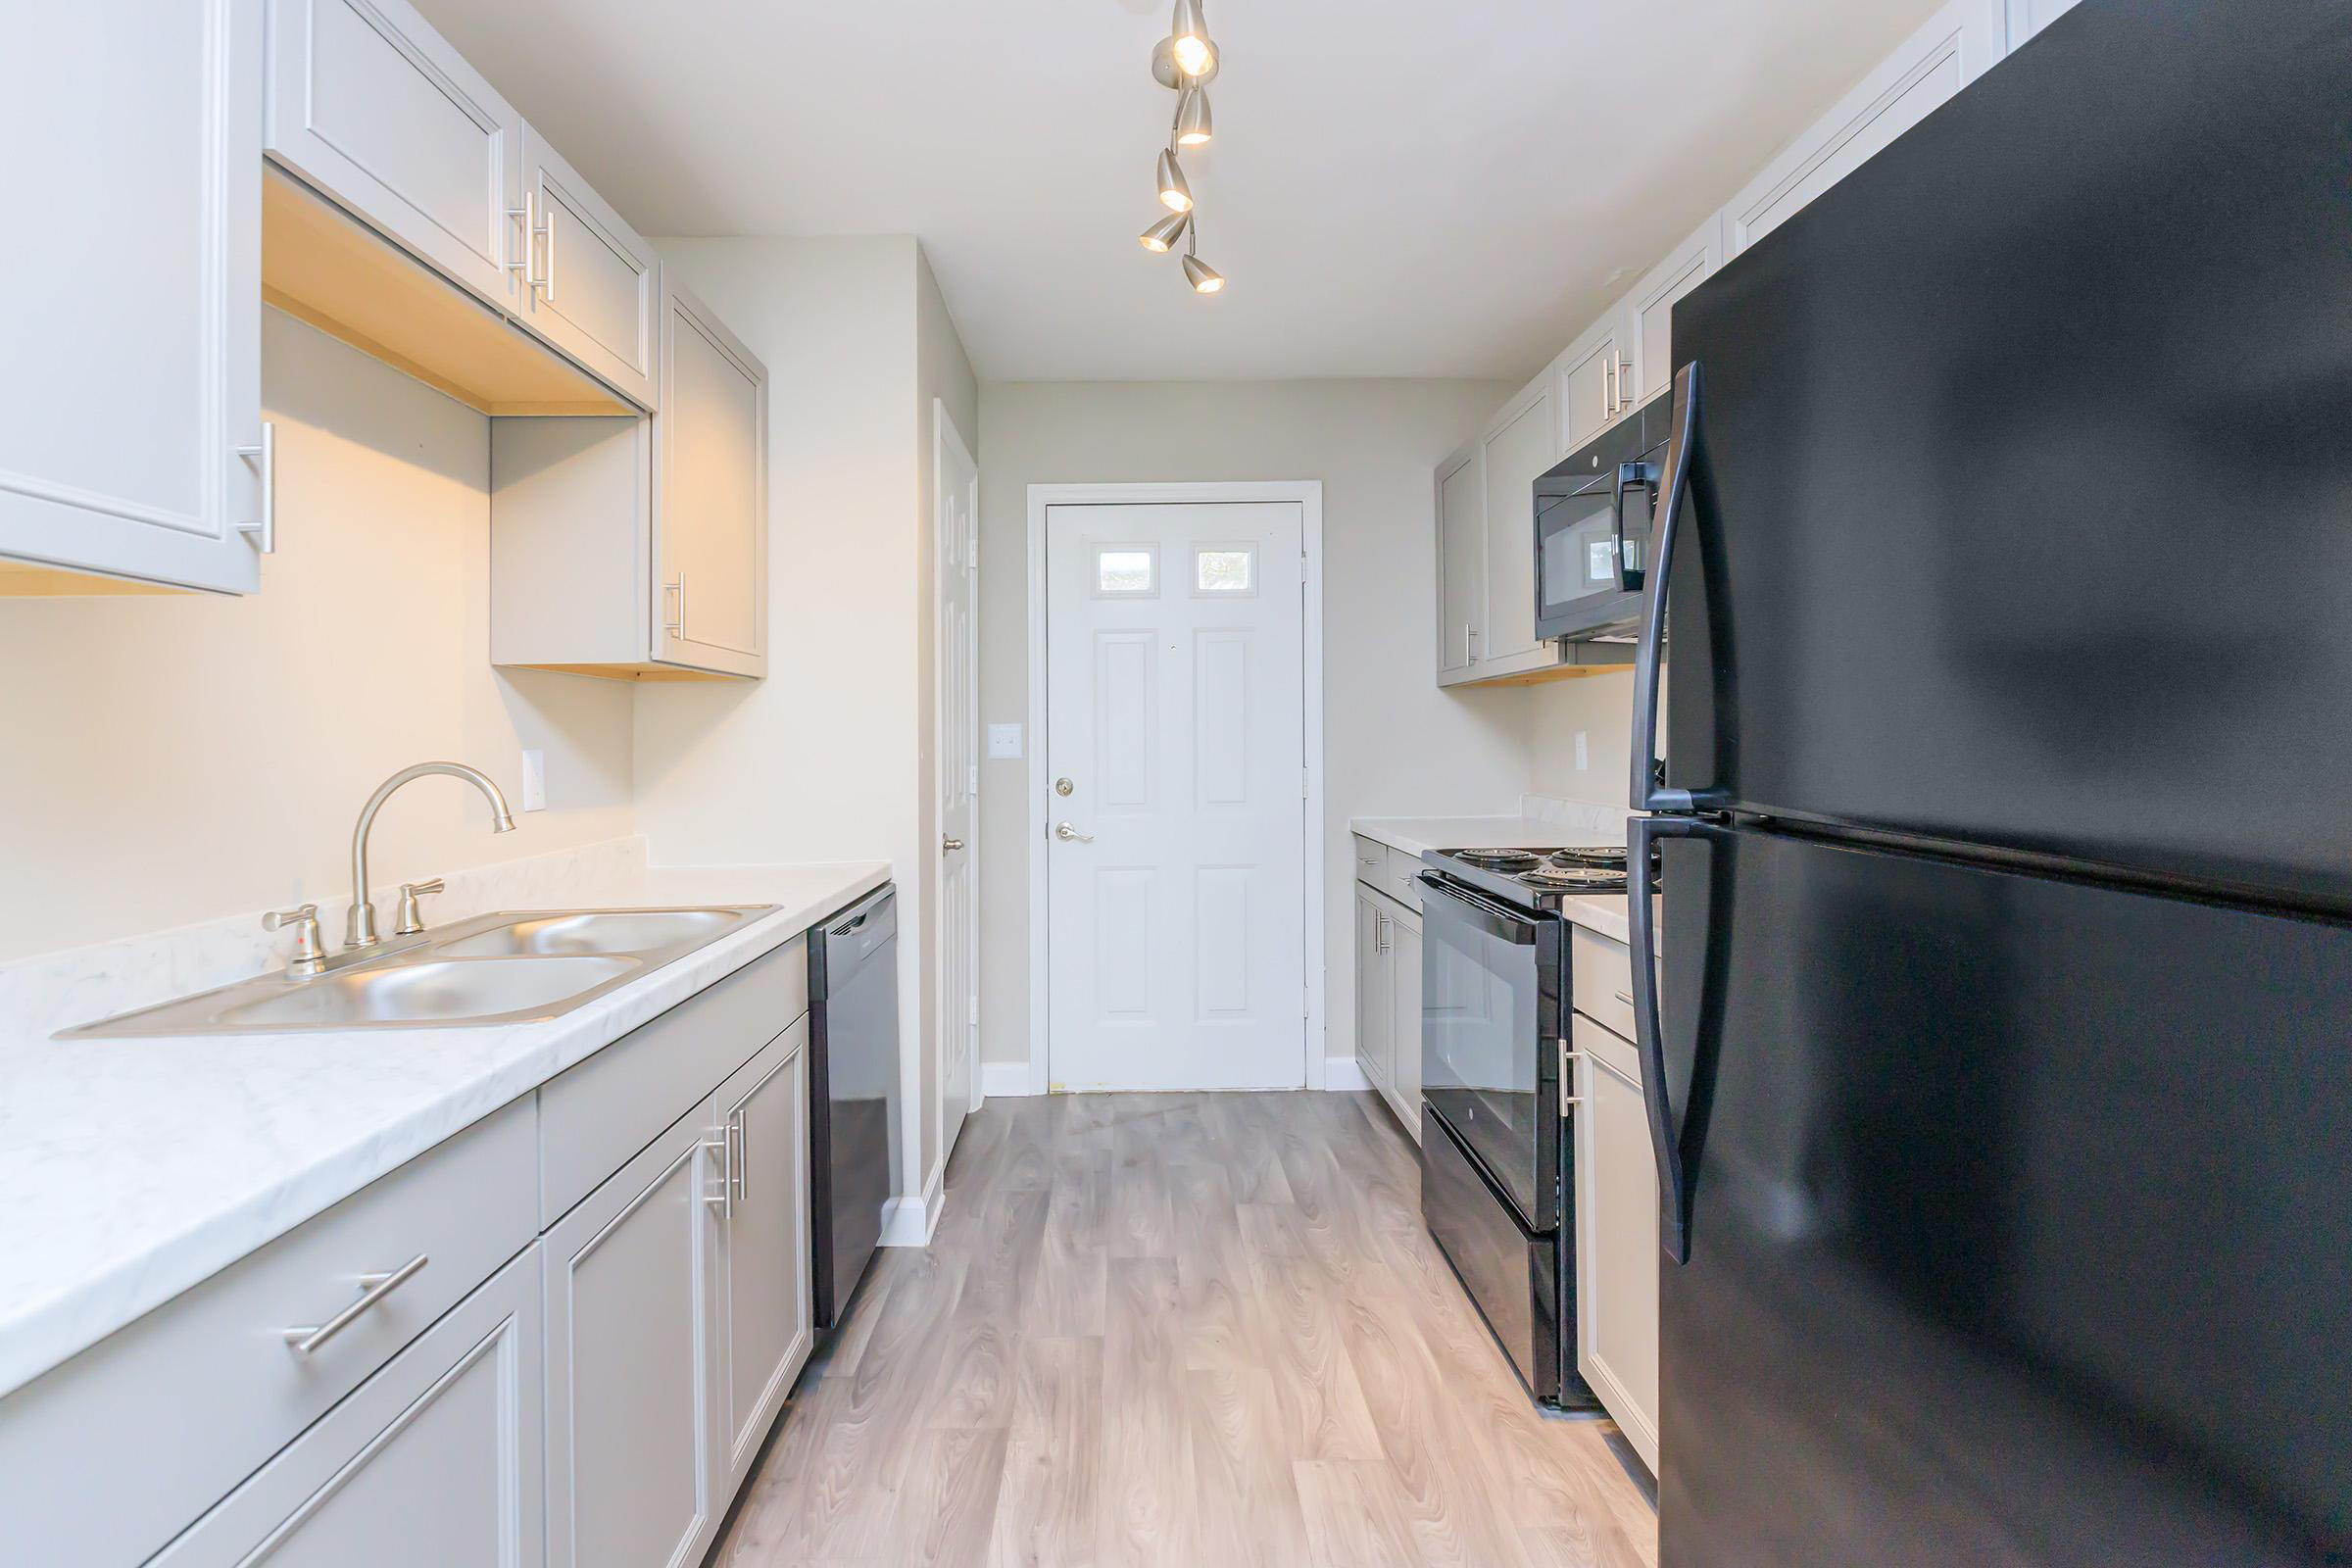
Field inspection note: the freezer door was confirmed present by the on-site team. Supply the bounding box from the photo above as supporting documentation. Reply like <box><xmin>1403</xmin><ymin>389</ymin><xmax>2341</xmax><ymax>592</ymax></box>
<box><xmin>1661</xmin><ymin>0</ymin><xmax>2352</xmax><ymax>906</ymax></box>
<box><xmin>1652</xmin><ymin>823</ymin><xmax>2350</xmax><ymax>1564</ymax></box>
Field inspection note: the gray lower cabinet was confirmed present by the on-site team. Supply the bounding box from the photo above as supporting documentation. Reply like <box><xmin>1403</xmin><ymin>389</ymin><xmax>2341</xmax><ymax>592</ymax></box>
<box><xmin>544</xmin><ymin>1013</ymin><xmax>814</xmax><ymax>1568</ymax></box>
<box><xmin>1353</xmin><ymin>886</ymin><xmax>1392</xmax><ymax>1092</ymax></box>
<box><xmin>544</xmin><ymin>1105</ymin><xmax>725</xmax><ymax>1568</ymax></box>
<box><xmin>151</xmin><ymin>1244</ymin><xmax>545</xmax><ymax>1567</ymax></box>
<box><xmin>1351</xmin><ymin>865</ymin><xmax>1423</xmax><ymax>1144</ymax></box>
<box><xmin>717</xmin><ymin>1022</ymin><xmax>814</xmax><ymax>1488</ymax></box>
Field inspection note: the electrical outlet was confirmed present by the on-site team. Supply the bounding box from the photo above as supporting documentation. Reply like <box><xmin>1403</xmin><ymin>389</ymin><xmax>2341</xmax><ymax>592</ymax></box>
<box><xmin>520</xmin><ymin>749</ymin><xmax>547</xmax><ymax>811</ymax></box>
<box><xmin>1573</xmin><ymin>730</ymin><xmax>1590</xmax><ymax>770</ymax></box>
<box><xmin>987</xmin><ymin>723</ymin><xmax>1023</xmax><ymax>760</ymax></box>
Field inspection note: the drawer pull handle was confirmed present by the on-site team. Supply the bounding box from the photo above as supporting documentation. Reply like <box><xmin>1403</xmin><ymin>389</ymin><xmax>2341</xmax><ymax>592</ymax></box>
<box><xmin>1613</xmin><ymin>989</ymin><xmax>1635</xmax><ymax>1006</ymax></box>
<box><xmin>281</xmin><ymin>1254</ymin><xmax>428</xmax><ymax>1355</ymax></box>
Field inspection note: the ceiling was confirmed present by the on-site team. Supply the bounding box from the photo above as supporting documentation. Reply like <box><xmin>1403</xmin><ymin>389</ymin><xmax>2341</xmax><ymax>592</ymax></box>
<box><xmin>415</xmin><ymin>0</ymin><xmax>1945</xmax><ymax>383</ymax></box>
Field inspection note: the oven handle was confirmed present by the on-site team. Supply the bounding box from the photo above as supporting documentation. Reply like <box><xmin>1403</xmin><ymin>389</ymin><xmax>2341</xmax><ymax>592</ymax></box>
<box><xmin>1627</xmin><ymin>813</ymin><xmax>1694</xmax><ymax>1264</ymax></box>
<box><xmin>1415</xmin><ymin>872</ymin><xmax>1541</xmax><ymax>947</ymax></box>
<box><xmin>1632</xmin><ymin>361</ymin><xmax>1700</xmax><ymax>814</ymax></box>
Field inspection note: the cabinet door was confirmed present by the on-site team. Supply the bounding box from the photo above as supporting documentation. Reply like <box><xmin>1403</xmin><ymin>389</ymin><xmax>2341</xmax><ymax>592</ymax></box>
<box><xmin>1388</xmin><ymin>909</ymin><xmax>1423</xmax><ymax>1144</ymax></box>
<box><xmin>1626</xmin><ymin>217</ymin><xmax>1725</xmax><ymax>410</ymax></box>
<box><xmin>1555</xmin><ymin>319</ymin><xmax>1626</xmax><ymax>456</ymax></box>
<box><xmin>1354</xmin><ymin>889</ymin><xmax>1390</xmax><ymax>1090</ymax></box>
<box><xmin>715</xmin><ymin>1021</ymin><xmax>813</xmax><ymax>1489</ymax></box>
<box><xmin>1571</xmin><ymin>1016</ymin><xmax>1660</xmax><ymax>1474</ymax></box>
<box><xmin>1479</xmin><ymin>381</ymin><xmax>1556</xmax><ymax>670</ymax></box>
<box><xmin>0</xmin><ymin>0</ymin><xmax>263</xmax><ymax>594</ymax></box>
<box><xmin>2005</xmin><ymin>0</ymin><xmax>2081</xmax><ymax>44</ymax></box>
<box><xmin>515</xmin><ymin>125</ymin><xmax>660</xmax><ymax>409</ymax></box>
<box><xmin>545</xmin><ymin>1104</ymin><xmax>724</xmax><ymax>1568</ymax></box>
<box><xmin>1435</xmin><ymin>447</ymin><xmax>1484</xmax><ymax>680</ymax></box>
<box><xmin>653</xmin><ymin>279</ymin><xmax>768</xmax><ymax>677</ymax></box>
<box><xmin>264</xmin><ymin>0</ymin><xmax>525</xmax><ymax>313</ymax></box>
<box><xmin>1724</xmin><ymin>0</ymin><xmax>2007</xmax><ymax>258</ymax></box>
<box><xmin>151</xmin><ymin>1246</ymin><xmax>544</xmax><ymax>1568</ymax></box>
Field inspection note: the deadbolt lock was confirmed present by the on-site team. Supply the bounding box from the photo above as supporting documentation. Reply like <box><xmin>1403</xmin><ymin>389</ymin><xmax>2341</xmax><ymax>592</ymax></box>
<box><xmin>1054</xmin><ymin>777</ymin><xmax>1074</xmax><ymax>797</ymax></box>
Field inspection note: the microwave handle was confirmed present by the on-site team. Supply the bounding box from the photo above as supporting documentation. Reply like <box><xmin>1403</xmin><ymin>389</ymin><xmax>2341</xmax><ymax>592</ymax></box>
<box><xmin>1613</xmin><ymin>459</ymin><xmax>1657</xmax><ymax>594</ymax></box>
<box><xmin>1633</xmin><ymin>362</ymin><xmax>1701</xmax><ymax>814</ymax></box>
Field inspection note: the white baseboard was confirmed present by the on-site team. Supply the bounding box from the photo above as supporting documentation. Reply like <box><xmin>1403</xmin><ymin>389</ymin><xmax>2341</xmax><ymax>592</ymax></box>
<box><xmin>878</xmin><ymin>1160</ymin><xmax>947</xmax><ymax>1248</ymax></box>
<box><xmin>1322</xmin><ymin>1055</ymin><xmax>1371</xmax><ymax>1092</ymax></box>
<box><xmin>981</xmin><ymin>1059</ymin><xmax>1038</xmax><ymax>1099</ymax></box>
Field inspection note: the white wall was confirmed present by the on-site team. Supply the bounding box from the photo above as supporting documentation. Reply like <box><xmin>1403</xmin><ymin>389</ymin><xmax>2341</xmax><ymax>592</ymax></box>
<box><xmin>0</xmin><ymin>312</ymin><xmax>636</xmax><ymax>962</ymax></box>
<box><xmin>974</xmin><ymin>378</ymin><xmax>1521</xmax><ymax>1077</ymax></box>
<box><xmin>634</xmin><ymin>235</ymin><xmax>972</xmax><ymax>1205</ymax></box>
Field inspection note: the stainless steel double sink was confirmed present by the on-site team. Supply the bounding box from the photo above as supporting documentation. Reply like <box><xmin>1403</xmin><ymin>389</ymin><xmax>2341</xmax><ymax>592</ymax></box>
<box><xmin>64</xmin><ymin>906</ymin><xmax>775</xmax><ymax>1037</ymax></box>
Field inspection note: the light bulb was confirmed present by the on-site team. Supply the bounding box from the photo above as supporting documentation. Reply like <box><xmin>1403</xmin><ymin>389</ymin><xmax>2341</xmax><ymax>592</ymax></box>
<box><xmin>1156</xmin><ymin>148</ymin><xmax>1193</xmax><ymax>213</ymax></box>
<box><xmin>1169</xmin><ymin>0</ymin><xmax>1215</xmax><ymax>77</ymax></box>
<box><xmin>1182</xmin><ymin>253</ymin><xmax>1225</xmax><ymax>293</ymax></box>
<box><xmin>1139</xmin><ymin>211</ymin><xmax>1191</xmax><ymax>252</ymax></box>
<box><xmin>1175</xmin><ymin>86</ymin><xmax>1212</xmax><ymax>147</ymax></box>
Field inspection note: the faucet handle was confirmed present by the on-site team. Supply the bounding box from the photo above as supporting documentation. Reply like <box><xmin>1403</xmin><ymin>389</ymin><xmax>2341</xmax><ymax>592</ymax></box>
<box><xmin>394</xmin><ymin>878</ymin><xmax>445</xmax><ymax>937</ymax></box>
<box><xmin>263</xmin><ymin>905</ymin><xmax>326</xmax><ymax>976</ymax></box>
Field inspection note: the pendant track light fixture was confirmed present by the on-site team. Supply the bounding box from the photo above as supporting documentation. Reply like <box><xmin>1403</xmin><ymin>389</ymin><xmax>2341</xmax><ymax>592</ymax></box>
<box><xmin>1139</xmin><ymin>0</ymin><xmax>1226</xmax><ymax>296</ymax></box>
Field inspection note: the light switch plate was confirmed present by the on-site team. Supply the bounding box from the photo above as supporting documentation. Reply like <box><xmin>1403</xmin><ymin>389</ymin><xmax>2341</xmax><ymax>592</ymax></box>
<box><xmin>987</xmin><ymin>723</ymin><xmax>1023</xmax><ymax>760</ymax></box>
<box><xmin>520</xmin><ymin>749</ymin><xmax>547</xmax><ymax>811</ymax></box>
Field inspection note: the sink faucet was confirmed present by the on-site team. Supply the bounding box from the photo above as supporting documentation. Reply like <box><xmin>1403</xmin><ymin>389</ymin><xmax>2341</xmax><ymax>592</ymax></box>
<box><xmin>347</xmin><ymin>761</ymin><xmax>516</xmax><ymax>950</ymax></box>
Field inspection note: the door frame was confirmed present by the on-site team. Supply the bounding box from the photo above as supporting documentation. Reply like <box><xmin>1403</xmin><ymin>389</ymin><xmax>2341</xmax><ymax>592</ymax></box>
<box><xmin>1021</xmin><ymin>480</ymin><xmax>1327</xmax><ymax>1095</ymax></box>
<box><xmin>934</xmin><ymin>399</ymin><xmax>982</xmax><ymax>1171</ymax></box>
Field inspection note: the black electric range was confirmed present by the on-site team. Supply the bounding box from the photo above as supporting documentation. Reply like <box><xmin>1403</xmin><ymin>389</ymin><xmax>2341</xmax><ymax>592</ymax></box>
<box><xmin>1410</xmin><ymin>841</ymin><xmax>1651</xmax><ymax>1411</ymax></box>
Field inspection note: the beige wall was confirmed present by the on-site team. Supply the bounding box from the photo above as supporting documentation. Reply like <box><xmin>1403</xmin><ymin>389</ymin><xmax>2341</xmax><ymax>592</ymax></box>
<box><xmin>974</xmin><ymin>378</ymin><xmax>1524</xmax><ymax>1075</ymax></box>
<box><xmin>1524</xmin><ymin>671</ymin><xmax>1640</xmax><ymax>808</ymax></box>
<box><xmin>635</xmin><ymin>236</ymin><xmax>972</xmax><ymax>1204</ymax></box>
<box><xmin>0</xmin><ymin>312</ymin><xmax>636</xmax><ymax>962</ymax></box>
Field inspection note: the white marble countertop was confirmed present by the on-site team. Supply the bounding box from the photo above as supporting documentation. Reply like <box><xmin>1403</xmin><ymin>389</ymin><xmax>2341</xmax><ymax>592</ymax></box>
<box><xmin>0</xmin><ymin>856</ymin><xmax>887</xmax><ymax>1399</ymax></box>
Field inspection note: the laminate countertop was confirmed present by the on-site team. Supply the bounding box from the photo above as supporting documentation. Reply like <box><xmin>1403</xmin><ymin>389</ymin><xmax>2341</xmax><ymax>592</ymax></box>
<box><xmin>0</xmin><ymin>858</ymin><xmax>888</xmax><ymax>1400</ymax></box>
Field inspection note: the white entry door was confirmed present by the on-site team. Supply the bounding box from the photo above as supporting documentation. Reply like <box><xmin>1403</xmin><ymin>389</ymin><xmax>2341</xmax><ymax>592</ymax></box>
<box><xmin>1046</xmin><ymin>501</ymin><xmax>1307</xmax><ymax>1092</ymax></box>
<box><xmin>936</xmin><ymin>405</ymin><xmax>981</xmax><ymax>1146</ymax></box>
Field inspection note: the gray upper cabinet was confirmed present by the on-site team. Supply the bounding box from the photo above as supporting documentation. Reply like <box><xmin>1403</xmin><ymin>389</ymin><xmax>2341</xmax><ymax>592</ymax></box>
<box><xmin>264</xmin><ymin>0</ymin><xmax>526</xmax><ymax>317</ymax></box>
<box><xmin>516</xmin><ymin>125</ymin><xmax>662</xmax><ymax>409</ymax></box>
<box><xmin>655</xmin><ymin>279</ymin><xmax>770</xmax><ymax>679</ymax></box>
<box><xmin>149</xmin><ymin>1247</ymin><xmax>546</xmax><ymax>1568</ymax></box>
<box><xmin>1435</xmin><ymin>446</ymin><xmax>1485</xmax><ymax>680</ymax></box>
<box><xmin>1555</xmin><ymin>314</ymin><xmax>1628</xmax><ymax>457</ymax></box>
<box><xmin>0</xmin><ymin>0</ymin><xmax>264</xmax><ymax>596</ymax></box>
<box><xmin>545</xmin><ymin>1104</ymin><xmax>724</xmax><ymax>1568</ymax></box>
<box><xmin>1477</xmin><ymin>381</ymin><xmax>1556</xmax><ymax>674</ymax></box>
<box><xmin>1624</xmin><ymin>217</ymin><xmax>1725</xmax><ymax>411</ymax></box>
<box><xmin>1724</xmin><ymin>0</ymin><xmax>2007</xmax><ymax>260</ymax></box>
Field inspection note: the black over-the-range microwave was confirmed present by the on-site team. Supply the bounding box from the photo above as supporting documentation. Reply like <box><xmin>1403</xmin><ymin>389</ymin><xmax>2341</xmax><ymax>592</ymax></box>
<box><xmin>1533</xmin><ymin>390</ymin><xmax>1672</xmax><ymax>644</ymax></box>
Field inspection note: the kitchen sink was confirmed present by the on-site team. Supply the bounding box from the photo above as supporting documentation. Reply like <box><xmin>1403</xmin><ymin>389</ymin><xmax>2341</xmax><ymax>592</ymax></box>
<box><xmin>63</xmin><ymin>905</ymin><xmax>776</xmax><ymax>1038</ymax></box>
<box><xmin>211</xmin><ymin>956</ymin><xmax>635</xmax><ymax>1028</ymax></box>
<box><xmin>433</xmin><ymin>908</ymin><xmax>751</xmax><ymax>957</ymax></box>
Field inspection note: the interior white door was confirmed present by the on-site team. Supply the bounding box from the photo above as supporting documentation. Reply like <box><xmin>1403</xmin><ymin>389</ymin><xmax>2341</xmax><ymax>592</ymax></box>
<box><xmin>1046</xmin><ymin>501</ymin><xmax>1307</xmax><ymax>1092</ymax></box>
<box><xmin>935</xmin><ymin>405</ymin><xmax>981</xmax><ymax>1139</ymax></box>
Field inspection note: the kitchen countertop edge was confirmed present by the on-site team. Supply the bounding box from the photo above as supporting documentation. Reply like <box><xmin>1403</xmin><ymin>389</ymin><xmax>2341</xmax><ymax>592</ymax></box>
<box><xmin>0</xmin><ymin>859</ymin><xmax>889</xmax><ymax>1401</ymax></box>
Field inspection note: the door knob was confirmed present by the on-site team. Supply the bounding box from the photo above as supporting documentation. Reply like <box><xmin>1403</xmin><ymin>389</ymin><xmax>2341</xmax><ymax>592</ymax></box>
<box><xmin>1054</xmin><ymin>777</ymin><xmax>1075</xmax><ymax>797</ymax></box>
<box><xmin>942</xmin><ymin>835</ymin><xmax>966</xmax><ymax>854</ymax></box>
<box><xmin>1054</xmin><ymin>821</ymin><xmax>1095</xmax><ymax>843</ymax></box>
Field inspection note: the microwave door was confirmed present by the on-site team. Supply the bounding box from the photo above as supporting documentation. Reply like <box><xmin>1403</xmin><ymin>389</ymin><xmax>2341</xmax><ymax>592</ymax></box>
<box><xmin>1537</xmin><ymin>484</ymin><xmax>1627</xmax><ymax>638</ymax></box>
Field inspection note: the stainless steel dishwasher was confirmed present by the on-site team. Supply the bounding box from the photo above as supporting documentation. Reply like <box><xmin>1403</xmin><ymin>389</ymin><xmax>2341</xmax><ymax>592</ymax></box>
<box><xmin>808</xmin><ymin>883</ymin><xmax>899</xmax><ymax>1330</ymax></box>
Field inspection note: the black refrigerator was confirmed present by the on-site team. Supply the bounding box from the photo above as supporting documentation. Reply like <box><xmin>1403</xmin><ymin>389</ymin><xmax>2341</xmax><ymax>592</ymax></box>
<box><xmin>1620</xmin><ymin>1</ymin><xmax>2352</xmax><ymax>1562</ymax></box>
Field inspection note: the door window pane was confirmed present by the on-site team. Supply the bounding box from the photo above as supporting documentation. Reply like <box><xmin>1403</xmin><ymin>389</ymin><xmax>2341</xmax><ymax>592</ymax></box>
<box><xmin>1192</xmin><ymin>546</ymin><xmax>1256</xmax><ymax>596</ymax></box>
<box><xmin>1094</xmin><ymin>547</ymin><xmax>1156</xmax><ymax>596</ymax></box>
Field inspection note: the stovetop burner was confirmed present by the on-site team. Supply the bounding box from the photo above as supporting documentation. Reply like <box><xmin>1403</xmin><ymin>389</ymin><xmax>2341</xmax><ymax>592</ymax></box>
<box><xmin>1544</xmin><ymin>846</ymin><xmax>1629</xmax><ymax>869</ymax></box>
<box><xmin>1521</xmin><ymin>861</ymin><xmax>1634</xmax><ymax>888</ymax></box>
<box><xmin>1453</xmin><ymin>848</ymin><xmax>1544</xmax><ymax>872</ymax></box>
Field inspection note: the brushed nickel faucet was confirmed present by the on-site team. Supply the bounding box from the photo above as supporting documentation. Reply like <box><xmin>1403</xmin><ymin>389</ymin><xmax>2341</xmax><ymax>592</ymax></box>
<box><xmin>346</xmin><ymin>762</ymin><xmax>516</xmax><ymax>951</ymax></box>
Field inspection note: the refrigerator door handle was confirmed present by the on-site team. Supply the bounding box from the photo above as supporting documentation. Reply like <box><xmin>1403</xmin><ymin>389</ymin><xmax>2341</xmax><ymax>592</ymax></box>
<box><xmin>1628</xmin><ymin>813</ymin><xmax>1693</xmax><ymax>1264</ymax></box>
<box><xmin>1632</xmin><ymin>362</ymin><xmax>1701</xmax><ymax>814</ymax></box>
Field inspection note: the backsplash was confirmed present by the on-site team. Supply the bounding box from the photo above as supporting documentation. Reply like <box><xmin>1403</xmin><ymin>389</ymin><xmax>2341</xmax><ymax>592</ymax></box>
<box><xmin>0</xmin><ymin>837</ymin><xmax>649</xmax><ymax>1044</ymax></box>
<box><xmin>1521</xmin><ymin>793</ymin><xmax>1633</xmax><ymax>843</ymax></box>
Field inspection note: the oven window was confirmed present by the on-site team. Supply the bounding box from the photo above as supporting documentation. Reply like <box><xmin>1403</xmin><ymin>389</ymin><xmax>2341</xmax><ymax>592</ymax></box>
<box><xmin>1420</xmin><ymin>888</ymin><xmax>1546</xmax><ymax>1226</ymax></box>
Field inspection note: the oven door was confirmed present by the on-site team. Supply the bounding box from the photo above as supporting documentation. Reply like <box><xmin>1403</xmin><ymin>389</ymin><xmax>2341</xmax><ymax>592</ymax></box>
<box><xmin>1417</xmin><ymin>873</ymin><xmax>1563</xmax><ymax>1232</ymax></box>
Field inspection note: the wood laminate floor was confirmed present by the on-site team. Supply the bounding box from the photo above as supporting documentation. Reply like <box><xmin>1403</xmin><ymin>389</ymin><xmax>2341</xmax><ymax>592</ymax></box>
<box><xmin>712</xmin><ymin>1091</ymin><xmax>1658</xmax><ymax>1568</ymax></box>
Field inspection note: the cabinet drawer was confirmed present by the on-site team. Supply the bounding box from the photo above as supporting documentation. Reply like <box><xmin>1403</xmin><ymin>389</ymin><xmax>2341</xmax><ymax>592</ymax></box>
<box><xmin>1351</xmin><ymin>833</ymin><xmax>1388</xmax><ymax>883</ymax></box>
<box><xmin>0</xmin><ymin>1097</ymin><xmax>536</xmax><ymax>1568</ymax></box>
<box><xmin>150</xmin><ymin>1242</ymin><xmax>545</xmax><ymax>1567</ymax></box>
<box><xmin>1351</xmin><ymin>835</ymin><xmax>1426</xmax><ymax>912</ymax></box>
<box><xmin>1571</xmin><ymin>924</ymin><xmax>1637</xmax><ymax>1042</ymax></box>
<box><xmin>539</xmin><ymin>934</ymin><xmax>808</xmax><ymax>1225</ymax></box>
